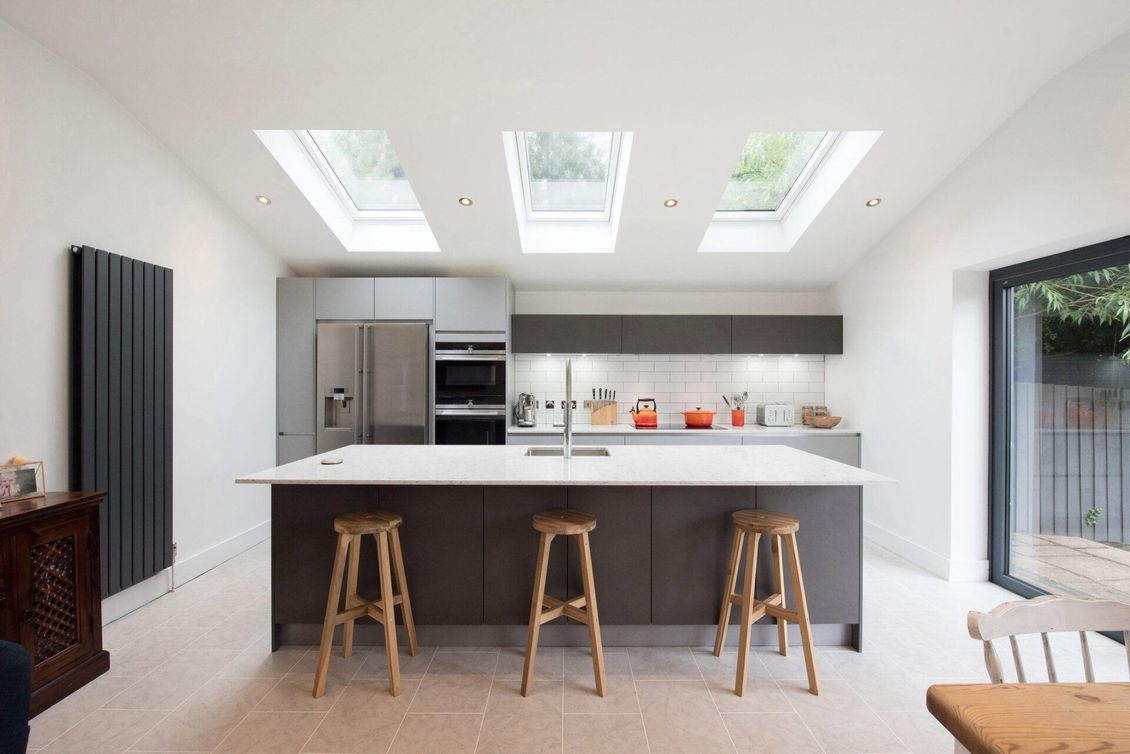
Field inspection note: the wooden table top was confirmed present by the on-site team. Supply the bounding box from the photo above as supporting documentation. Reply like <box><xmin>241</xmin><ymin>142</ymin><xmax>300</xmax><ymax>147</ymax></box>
<box><xmin>927</xmin><ymin>682</ymin><xmax>1130</xmax><ymax>754</ymax></box>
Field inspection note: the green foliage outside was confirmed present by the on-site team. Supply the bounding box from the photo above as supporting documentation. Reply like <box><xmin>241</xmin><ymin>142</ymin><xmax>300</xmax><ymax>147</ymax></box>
<box><xmin>718</xmin><ymin>131</ymin><xmax>825</xmax><ymax>211</ymax></box>
<box><xmin>1014</xmin><ymin>266</ymin><xmax>1130</xmax><ymax>360</ymax></box>
<box><xmin>524</xmin><ymin>132</ymin><xmax>611</xmax><ymax>181</ymax></box>
<box><xmin>318</xmin><ymin>130</ymin><xmax>406</xmax><ymax>179</ymax></box>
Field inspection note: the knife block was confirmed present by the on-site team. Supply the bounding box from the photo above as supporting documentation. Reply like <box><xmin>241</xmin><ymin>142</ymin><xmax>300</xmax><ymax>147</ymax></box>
<box><xmin>590</xmin><ymin>400</ymin><xmax>618</xmax><ymax>425</ymax></box>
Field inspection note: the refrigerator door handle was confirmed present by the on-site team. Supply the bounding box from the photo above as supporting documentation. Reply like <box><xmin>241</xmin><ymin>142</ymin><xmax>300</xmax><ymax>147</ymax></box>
<box><xmin>360</xmin><ymin>325</ymin><xmax>369</xmax><ymax>443</ymax></box>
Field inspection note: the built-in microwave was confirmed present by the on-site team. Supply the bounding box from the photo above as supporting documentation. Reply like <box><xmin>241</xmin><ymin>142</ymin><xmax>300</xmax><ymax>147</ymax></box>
<box><xmin>434</xmin><ymin>341</ymin><xmax>507</xmax><ymax>406</ymax></box>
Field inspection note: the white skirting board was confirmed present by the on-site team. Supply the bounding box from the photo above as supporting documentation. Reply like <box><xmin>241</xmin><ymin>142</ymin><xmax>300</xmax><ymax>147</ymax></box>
<box><xmin>100</xmin><ymin>519</ymin><xmax>271</xmax><ymax>624</ymax></box>
<box><xmin>863</xmin><ymin>520</ymin><xmax>989</xmax><ymax>582</ymax></box>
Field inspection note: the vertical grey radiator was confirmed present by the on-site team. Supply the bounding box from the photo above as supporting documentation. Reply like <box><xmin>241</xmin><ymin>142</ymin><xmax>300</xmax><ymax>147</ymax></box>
<box><xmin>72</xmin><ymin>245</ymin><xmax>172</xmax><ymax>597</ymax></box>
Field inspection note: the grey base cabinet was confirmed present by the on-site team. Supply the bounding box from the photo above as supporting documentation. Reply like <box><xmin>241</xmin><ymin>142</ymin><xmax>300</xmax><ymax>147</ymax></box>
<box><xmin>567</xmin><ymin>487</ymin><xmax>651</xmax><ymax>625</ymax></box>
<box><xmin>270</xmin><ymin>482</ymin><xmax>863</xmax><ymax>649</ymax></box>
<box><xmin>484</xmin><ymin>487</ymin><xmax>567</xmax><ymax>625</ymax></box>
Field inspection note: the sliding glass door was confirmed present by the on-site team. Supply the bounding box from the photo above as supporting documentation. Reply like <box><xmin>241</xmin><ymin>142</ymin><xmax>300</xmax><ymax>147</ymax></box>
<box><xmin>991</xmin><ymin>237</ymin><xmax>1130</xmax><ymax>600</ymax></box>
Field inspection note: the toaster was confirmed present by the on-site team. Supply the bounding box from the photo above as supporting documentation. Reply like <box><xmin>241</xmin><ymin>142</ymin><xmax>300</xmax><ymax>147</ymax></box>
<box><xmin>756</xmin><ymin>403</ymin><xmax>796</xmax><ymax>427</ymax></box>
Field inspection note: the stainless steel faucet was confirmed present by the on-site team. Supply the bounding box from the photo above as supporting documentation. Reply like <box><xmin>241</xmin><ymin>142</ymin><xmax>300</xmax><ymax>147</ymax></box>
<box><xmin>563</xmin><ymin>358</ymin><xmax>573</xmax><ymax>459</ymax></box>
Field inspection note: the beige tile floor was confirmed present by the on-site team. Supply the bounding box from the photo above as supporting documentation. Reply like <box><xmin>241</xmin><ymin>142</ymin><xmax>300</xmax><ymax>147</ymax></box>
<box><xmin>1011</xmin><ymin>532</ymin><xmax>1130</xmax><ymax>601</ymax></box>
<box><xmin>28</xmin><ymin>539</ymin><xmax>1130</xmax><ymax>753</ymax></box>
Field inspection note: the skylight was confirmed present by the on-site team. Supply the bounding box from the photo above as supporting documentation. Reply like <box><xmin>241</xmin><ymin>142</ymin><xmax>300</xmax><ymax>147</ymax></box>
<box><xmin>255</xmin><ymin>129</ymin><xmax>438</xmax><ymax>252</ymax></box>
<box><xmin>299</xmin><ymin>130</ymin><xmax>420</xmax><ymax>214</ymax></box>
<box><xmin>515</xmin><ymin>132</ymin><xmax>622</xmax><ymax>220</ymax></box>
<box><xmin>717</xmin><ymin>132</ymin><xmax>832</xmax><ymax>216</ymax></box>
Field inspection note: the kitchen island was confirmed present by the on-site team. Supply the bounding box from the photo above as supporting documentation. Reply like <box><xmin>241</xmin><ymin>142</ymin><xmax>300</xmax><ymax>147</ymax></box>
<box><xmin>238</xmin><ymin>444</ymin><xmax>890</xmax><ymax>651</ymax></box>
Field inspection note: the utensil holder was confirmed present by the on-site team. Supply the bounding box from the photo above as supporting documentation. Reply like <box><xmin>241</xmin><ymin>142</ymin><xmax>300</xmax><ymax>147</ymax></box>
<box><xmin>731</xmin><ymin>409</ymin><xmax>745</xmax><ymax>427</ymax></box>
<box><xmin>590</xmin><ymin>400</ymin><xmax>618</xmax><ymax>425</ymax></box>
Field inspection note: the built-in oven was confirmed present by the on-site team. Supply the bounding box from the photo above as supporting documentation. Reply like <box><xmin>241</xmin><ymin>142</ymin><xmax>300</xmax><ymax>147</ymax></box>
<box><xmin>434</xmin><ymin>340</ymin><xmax>508</xmax><ymax>444</ymax></box>
<box><xmin>434</xmin><ymin>342</ymin><xmax>506</xmax><ymax>405</ymax></box>
<box><xmin>434</xmin><ymin>405</ymin><xmax>507</xmax><ymax>445</ymax></box>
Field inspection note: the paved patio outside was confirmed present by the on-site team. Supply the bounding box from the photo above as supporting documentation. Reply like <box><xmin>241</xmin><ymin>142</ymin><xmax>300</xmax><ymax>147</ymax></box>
<box><xmin>1011</xmin><ymin>532</ymin><xmax>1130</xmax><ymax>601</ymax></box>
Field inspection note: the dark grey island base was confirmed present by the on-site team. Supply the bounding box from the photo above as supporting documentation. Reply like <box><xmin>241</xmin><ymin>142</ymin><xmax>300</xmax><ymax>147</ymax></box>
<box><xmin>271</xmin><ymin>483</ymin><xmax>862</xmax><ymax>651</ymax></box>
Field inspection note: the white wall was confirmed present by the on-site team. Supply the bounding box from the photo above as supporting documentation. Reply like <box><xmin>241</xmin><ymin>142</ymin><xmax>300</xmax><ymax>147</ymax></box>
<box><xmin>0</xmin><ymin>21</ymin><xmax>289</xmax><ymax>619</ymax></box>
<box><xmin>827</xmin><ymin>32</ymin><xmax>1130</xmax><ymax>580</ymax></box>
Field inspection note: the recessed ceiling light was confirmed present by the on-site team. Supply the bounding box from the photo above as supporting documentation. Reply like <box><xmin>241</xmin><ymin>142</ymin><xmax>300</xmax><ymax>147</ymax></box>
<box><xmin>256</xmin><ymin>195</ymin><xmax>272</xmax><ymax>205</ymax></box>
<box><xmin>865</xmin><ymin>197</ymin><xmax>882</xmax><ymax>207</ymax></box>
<box><xmin>663</xmin><ymin>198</ymin><xmax>678</xmax><ymax>208</ymax></box>
<box><xmin>458</xmin><ymin>196</ymin><xmax>473</xmax><ymax>206</ymax></box>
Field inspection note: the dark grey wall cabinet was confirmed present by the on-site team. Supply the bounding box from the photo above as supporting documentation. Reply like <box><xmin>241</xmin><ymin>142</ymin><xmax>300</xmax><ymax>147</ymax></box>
<box><xmin>511</xmin><ymin>315</ymin><xmax>622</xmax><ymax>354</ymax></box>
<box><xmin>731</xmin><ymin>315</ymin><xmax>842</xmax><ymax>354</ymax></box>
<box><xmin>510</xmin><ymin>314</ymin><xmax>844</xmax><ymax>355</ymax></box>
<box><xmin>622</xmin><ymin>315</ymin><xmax>732</xmax><ymax>354</ymax></box>
<box><xmin>435</xmin><ymin>277</ymin><xmax>509</xmax><ymax>332</ymax></box>
<box><xmin>72</xmin><ymin>245</ymin><xmax>172</xmax><ymax>598</ymax></box>
<box><xmin>314</xmin><ymin>278</ymin><xmax>376</xmax><ymax>320</ymax></box>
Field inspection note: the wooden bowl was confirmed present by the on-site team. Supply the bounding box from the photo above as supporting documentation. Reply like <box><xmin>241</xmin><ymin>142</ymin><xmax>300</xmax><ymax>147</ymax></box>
<box><xmin>810</xmin><ymin>415</ymin><xmax>842</xmax><ymax>429</ymax></box>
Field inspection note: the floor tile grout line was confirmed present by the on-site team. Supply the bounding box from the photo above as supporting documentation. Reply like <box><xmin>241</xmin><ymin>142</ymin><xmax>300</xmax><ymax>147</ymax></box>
<box><xmin>696</xmin><ymin>646</ymin><xmax>739</xmax><ymax>753</ymax></box>
<box><xmin>625</xmin><ymin>650</ymin><xmax>653</xmax><ymax>754</ymax></box>
<box><xmin>206</xmin><ymin>653</ymin><xmax>295</xmax><ymax>753</ymax></box>
<box><xmin>838</xmin><ymin>666</ymin><xmax>916</xmax><ymax>753</ymax></box>
<box><xmin>471</xmin><ymin>677</ymin><xmax>493</xmax><ymax>753</ymax></box>
<box><xmin>385</xmin><ymin>647</ymin><xmax>435</xmax><ymax>753</ymax></box>
<box><xmin>772</xmin><ymin>677</ymin><xmax>827</xmax><ymax>753</ymax></box>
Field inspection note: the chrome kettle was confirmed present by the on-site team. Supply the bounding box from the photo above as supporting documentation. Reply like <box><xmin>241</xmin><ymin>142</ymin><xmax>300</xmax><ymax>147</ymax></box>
<box><xmin>514</xmin><ymin>393</ymin><xmax>537</xmax><ymax>427</ymax></box>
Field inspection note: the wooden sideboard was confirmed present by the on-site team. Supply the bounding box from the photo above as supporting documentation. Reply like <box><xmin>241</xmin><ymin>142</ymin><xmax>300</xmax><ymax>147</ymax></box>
<box><xmin>0</xmin><ymin>491</ymin><xmax>109</xmax><ymax>715</ymax></box>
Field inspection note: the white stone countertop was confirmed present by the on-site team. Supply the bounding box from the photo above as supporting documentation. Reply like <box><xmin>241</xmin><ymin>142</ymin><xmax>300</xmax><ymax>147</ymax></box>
<box><xmin>236</xmin><ymin>444</ymin><xmax>892</xmax><ymax>487</ymax></box>
<box><xmin>507</xmin><ymin>423</ymin><xmax>860</xmax><ymax>437</ymax></box>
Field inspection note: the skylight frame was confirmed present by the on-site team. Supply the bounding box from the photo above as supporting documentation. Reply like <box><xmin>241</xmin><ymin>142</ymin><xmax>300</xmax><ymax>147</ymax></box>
<box><xmin>293</xmin><ymin>129</ymin><xmax>424</xmax><ymax>221</ymax></box>
<box><xmin>713</xmin><ymin>131</ymin><xmax>842</xmax><ymax>222</ymax></box>
<box><xmin>514</xmin><ymin>131</ymin><xmax>623</xmax><ymax>222</ymax></box>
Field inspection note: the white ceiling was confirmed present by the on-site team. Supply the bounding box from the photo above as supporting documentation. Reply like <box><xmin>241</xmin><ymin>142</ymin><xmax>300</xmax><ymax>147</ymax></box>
<box><xmin>4</xmin><ymin>1</ymin><xmax>1129</xmax><ymax>290</ymax></box>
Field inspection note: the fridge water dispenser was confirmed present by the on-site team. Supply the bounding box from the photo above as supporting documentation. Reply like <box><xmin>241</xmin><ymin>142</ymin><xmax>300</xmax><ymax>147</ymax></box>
<box><xmin>323</xmin><ymin>388</ymin><xmax>355</xmax><ymax>428</ymax></box>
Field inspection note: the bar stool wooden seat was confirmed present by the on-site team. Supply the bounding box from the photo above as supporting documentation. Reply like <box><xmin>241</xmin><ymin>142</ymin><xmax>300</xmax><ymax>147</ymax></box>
<box><xmin>522</xmin><ymin>509</ymin><xmax>606</xmax><ymax>697</ymax></box>
<box><xmin>313</xmin><ymin>511</ymin><xmax>417</xmax><ymax>698</ymax></box>
<box><xmin>713</xmin><ymin>509</ymin><xmax>819</xmax><ymax>696</ymax></box>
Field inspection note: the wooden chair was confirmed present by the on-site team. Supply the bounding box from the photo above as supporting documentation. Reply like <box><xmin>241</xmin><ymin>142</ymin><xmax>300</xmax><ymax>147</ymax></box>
<box><xmin>521</xmin><ymin>509</ymin><xmax>606</xmax><ymax>697</ymax></box>
<box><xmin>968</xmin><ymin>595</ymin><xmax>1130</xmax><ymax>683</ymax></box>
<box><xmin>713</xmin><ymin>509</ymin><xmax>819</xmax><ymax>696</ymax></box>
<box><xmin>313</xmin><ymin>511</ymin><xmax>418</xmax><ymax>698</ymax></box>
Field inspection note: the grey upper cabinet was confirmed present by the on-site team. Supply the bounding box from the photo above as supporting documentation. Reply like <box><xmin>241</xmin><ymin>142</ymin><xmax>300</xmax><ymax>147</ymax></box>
<box><xmin>277</xmin><ymin>278</ymin><xmax>315</xmax><ymax>435</ymax></box>
<box><xmin>314</xmin><ymin>278</ymin><xmax>375</xmax><ymax>320</ymax></box>
<box><xmin>731</xmin><ymin>315</ymin><xmax>842</xmax><ymax>354</ymax></box>
<box><xmin>374</xmin><ymin>277</ymin><xmax>434</xmax><ymax>320</ymax></box>
<box><xmin>435</xmin><ymin>277</ymin><xmax>508</xmax><ymax>332</ymax></box>
<box><xmin>621</xmin><ymin>315</ymin><xmax>731</xmax><ymax>354</ymax></box>
<box><xmin>510</xmin><ymin>315</ymin><xmax>622</xmax><ymax>353</ymax></box>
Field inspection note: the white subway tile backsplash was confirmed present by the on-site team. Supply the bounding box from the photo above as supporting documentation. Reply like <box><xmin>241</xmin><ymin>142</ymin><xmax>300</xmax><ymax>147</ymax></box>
<box><xmin>513</xmin><ymin>353</ymin><xmax>827</xmax><ymax>426</ymax></box>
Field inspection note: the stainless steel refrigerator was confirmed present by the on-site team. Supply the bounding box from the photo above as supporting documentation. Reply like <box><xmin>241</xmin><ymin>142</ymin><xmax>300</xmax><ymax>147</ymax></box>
<box><xmin>316</xmin><ymin>322</ymin><xmax>430</xmax><ymax>453</ymax></box>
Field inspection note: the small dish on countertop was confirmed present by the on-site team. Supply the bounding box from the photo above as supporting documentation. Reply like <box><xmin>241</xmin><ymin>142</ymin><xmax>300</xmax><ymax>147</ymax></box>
<box><xmin>810</xmin><ymin>415</ymin><xmax>842</xmax><ymax>429</ymax></box>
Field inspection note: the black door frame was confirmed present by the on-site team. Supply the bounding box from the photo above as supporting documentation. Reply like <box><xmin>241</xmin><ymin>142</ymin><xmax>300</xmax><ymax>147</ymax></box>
<box><xmin>989</xmin><ymin>234</ymin><xmax>1130</xmax><ymax>598</ymax></box>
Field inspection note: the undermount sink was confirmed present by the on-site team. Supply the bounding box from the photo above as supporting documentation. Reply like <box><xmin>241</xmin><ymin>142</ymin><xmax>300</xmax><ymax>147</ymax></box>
<box><xmin>524</xmin><ymin>446</ymin><xmax>611</xmax><ymax>457</ymax></box>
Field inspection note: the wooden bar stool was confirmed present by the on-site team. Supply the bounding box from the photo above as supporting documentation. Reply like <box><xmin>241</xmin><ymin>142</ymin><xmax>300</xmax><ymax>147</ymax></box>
<box><xmin>521</xmin><ymin>509</ymin><xmax>606</xmax><ymax>697</ymax></box>
<box><xmin>712</xmin><ymin>509</ymin><xmax>819</xmax><ymax>696</ymax></box>
<box><xmin>313</xmin><ymin>511</ymin><xmax>418</xmax><ymax>698</ymax></box>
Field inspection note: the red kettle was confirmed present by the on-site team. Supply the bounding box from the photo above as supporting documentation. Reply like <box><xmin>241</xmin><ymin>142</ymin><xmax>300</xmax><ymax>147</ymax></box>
<box><xmin>630</xmin><ymin>398</ymin><xmax>658</xmax><ymax>429</ymax></box>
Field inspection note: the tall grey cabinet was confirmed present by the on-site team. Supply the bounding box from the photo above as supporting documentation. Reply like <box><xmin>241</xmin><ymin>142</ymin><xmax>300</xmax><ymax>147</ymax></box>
<box><xmin>277</xmin><ymin>279</ymin><xmax>316</xmax><ymax>464</ymax></box>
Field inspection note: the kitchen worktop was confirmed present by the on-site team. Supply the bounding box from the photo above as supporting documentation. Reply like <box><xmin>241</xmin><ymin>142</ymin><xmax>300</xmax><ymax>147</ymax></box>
<box><xmin>237</xmin><ymin>443</ymin><xmax>890</xmax><ymax>487</ymax></box>
<box><xmin>507</xmin><ymin>423</ymin><xmax>860</xmax><ymax>437</ymax></box>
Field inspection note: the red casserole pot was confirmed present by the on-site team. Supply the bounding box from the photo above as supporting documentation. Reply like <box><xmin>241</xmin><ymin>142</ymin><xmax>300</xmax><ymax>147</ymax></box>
<box><xmin>683</xmin><ymin>407</ymin><xmax>715</xmax><ymax>428</ymax></box>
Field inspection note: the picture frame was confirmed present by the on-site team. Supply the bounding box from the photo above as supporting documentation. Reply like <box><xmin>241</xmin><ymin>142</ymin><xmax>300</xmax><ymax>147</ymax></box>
<box><xmin>0</xmin><ymin>460</ymin><xmax>46</xmax><ymax>504</ymax></box>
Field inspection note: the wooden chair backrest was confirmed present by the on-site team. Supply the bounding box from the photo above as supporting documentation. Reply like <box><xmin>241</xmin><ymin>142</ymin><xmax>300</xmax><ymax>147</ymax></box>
<box><xmin>967</xmin><ymin>595</ymin><xmax>1130</xmax><ymax>683</ymax></box>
